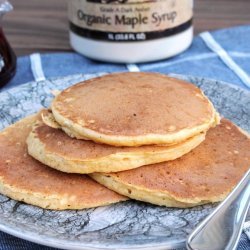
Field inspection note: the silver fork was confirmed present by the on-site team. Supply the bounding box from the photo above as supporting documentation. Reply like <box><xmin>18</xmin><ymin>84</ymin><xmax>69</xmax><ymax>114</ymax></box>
<box><xmin>186</xmin><ymin>168</ymin><xmax>250</xmax><ymax>250</ymax></box>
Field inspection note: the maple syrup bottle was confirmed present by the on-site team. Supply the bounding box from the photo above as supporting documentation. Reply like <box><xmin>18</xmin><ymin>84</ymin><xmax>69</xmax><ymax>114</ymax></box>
<box><xmin>0</xmin><ymin>1</ymin><xmax>16</xmax><ymax>88</ymax></box>
<box><xmin>68</xmin><ymin>0</ymin><xmax>193</xmax><ymax>63</ymax></box>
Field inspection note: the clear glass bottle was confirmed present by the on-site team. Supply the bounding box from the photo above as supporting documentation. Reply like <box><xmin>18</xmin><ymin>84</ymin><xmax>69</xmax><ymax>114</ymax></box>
<box><xmin>0</xmin><ymin>0</ymin><xmax>16</xmax><ymax>88</ymax></box>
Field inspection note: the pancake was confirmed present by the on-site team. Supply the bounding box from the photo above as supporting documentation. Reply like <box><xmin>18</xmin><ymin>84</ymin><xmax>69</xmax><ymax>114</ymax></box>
<box><xmin>27</xmin><ymin>110</ymin><xmax>205</xmax><ymax>174</ymax></box>
<box><xmin>51</xmin><ymin>72</ymin><xmax>220</xmax><ymax>146</ymax></box>
<box><xmin>90</xmin><ymin>119</ymin><xmax>250</xmax><ymax>208</ymax></box>
<box><xmin>41</xmin><ymin>109</ymin><xmax>90</xmax><ymax>140</ymax></box>
<box><xmin>0</xmin><ymin>114</ymin><xmax>127</xmax><ymax>210</ymax></box>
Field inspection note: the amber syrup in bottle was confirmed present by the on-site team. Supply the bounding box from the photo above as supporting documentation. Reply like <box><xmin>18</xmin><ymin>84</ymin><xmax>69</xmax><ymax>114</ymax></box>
<box><xmin>0</xmin><ymin>27</ymin><xmax>16</xmax><ymax>88</ymax></box>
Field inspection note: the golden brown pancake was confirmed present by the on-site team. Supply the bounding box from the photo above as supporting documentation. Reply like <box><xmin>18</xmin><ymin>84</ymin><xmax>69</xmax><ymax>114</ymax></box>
<box><xmin>91</xmin><ymin>119</ymin><xmax>250</xmax><ymax>208</ymax></box>
<box><xmin>27</xmin><ymin>110</ymin><xmax>205</xmax><ymax>174</ymax></box>
<box><xmin>0</xmin><ymin>114</ymin><xmax>127</xmax><ymax>210</ymax></box>
<box><xmin>51</xmin><ymin>72</ymin><xmax>219</xmax><ymax>146</ymax></box>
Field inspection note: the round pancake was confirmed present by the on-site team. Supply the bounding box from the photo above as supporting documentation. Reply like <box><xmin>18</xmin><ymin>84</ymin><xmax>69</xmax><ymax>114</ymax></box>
<box><xmin>51</xmin><ymin>72</ymin><xmax>219</xmax><ymax>146</ymax></box>
<box><xmin>27</xmin><ymin>111</ymin><xmax>205</xmax><ymax>174</ymax></box>
<box><xmin>90</xmin><ymin>119</ymin><xmax>250</xmax><ymax>208</ymax></box>
<box><xmin>0</xmin><ymin>114</ymin><xmax>127</xmax><ymax>210</ymax></box>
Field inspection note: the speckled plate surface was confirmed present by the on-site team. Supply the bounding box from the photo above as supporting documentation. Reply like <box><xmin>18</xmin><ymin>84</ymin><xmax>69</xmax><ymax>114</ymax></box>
<box><xmin>0</xmin><ymin>73</ymin><xmax>249</xmax><ymax>250</ymax></box>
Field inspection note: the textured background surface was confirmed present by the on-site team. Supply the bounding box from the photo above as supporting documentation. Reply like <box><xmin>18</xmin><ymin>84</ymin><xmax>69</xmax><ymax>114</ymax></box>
<box><xmin>0</xmin><ymin>73</ymin><xmax>249</xmax><ymax>249</ymax></box>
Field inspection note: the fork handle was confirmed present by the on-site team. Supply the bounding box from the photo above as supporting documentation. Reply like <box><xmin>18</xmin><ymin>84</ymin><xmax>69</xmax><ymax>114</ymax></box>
<box><xmin>187</xmin><ymin>168</ymin><xmax>250</xmax><ymax>250</ymax></box>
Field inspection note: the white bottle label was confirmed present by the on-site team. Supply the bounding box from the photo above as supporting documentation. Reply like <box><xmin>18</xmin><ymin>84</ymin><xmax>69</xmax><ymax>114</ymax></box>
<box><xmin>69</xmin><ymin>0</ymin><xmax>193</xmax><ymax>42</ymax></box>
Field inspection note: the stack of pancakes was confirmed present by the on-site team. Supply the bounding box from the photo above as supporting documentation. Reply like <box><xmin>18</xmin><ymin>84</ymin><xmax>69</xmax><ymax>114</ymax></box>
<box><xmin>0</xmin><ymin>72</ymin><xmax>249</xmax><ymax>210</ymax></box>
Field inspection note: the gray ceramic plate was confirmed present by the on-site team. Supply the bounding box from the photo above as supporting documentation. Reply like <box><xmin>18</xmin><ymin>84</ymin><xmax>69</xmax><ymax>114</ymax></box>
<box><xmin>0</xmin><ymin>73</ymin><xmax>249</xmax><ymax>250</ymax></box>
